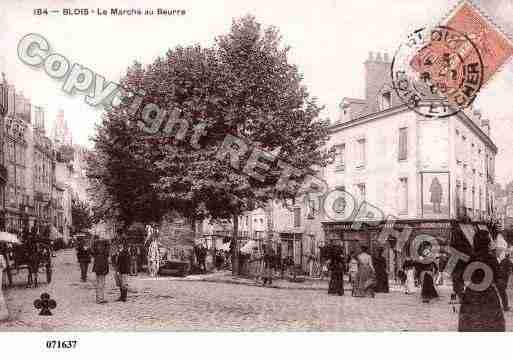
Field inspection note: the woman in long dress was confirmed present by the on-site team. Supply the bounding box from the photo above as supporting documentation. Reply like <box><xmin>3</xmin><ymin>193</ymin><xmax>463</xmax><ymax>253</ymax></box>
<box><xmin>354</xmin><ymin>246</ymin><xmax>376</xmax><ymax>298</ymax></box>
<box><xmin>348</xmin><ymin>254</ymin><xmax>359</xmax><ymax>296</ymax></box>
<box><xmin>418</xmin><ymin>251</ymin><xmax>439</xmax><ymax>303</ymax></box>
<box><xmin>458</xmin><ymin>229</ymin><xmax>505</xmax><ymax>331</ymax></box>
<box><xmin>328</xmin><ymin>255</ymin><xmax>345</xmax><ymax>296</ymax></box>
<box><xmin>373</xmin><ymin>247</ymin><xmax>389</xmax><ymax>293</ymax></box>
<box><xmin>403</xmin><ymin>258</ymin><xmax>416</xmax><ymax>294</ymax></box>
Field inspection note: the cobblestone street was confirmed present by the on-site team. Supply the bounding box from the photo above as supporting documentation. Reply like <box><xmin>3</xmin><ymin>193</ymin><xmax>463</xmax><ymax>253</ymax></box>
<box><xmin>1</xmin><ymin>249</ymin><xmax>513</xmax><ymax>331</ymax></box>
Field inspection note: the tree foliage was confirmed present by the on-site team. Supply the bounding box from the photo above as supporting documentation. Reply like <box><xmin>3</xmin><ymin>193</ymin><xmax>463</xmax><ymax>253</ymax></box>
<box><xmin>71</xmin><ymin>197</ymin><xmax>93</xmax><ymax>234</ymax></box>
<box><xmin>90</xmin><ymin>15</ymin><xmax>334</xmax><ymax>231</ymax></box>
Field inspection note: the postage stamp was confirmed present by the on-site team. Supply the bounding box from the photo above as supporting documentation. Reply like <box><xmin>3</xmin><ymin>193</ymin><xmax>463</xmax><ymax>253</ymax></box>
<box><xmin>391</xmin><ymin>25</ymin><xmax>484</xmax><ymax>118</ymax></box>
<box><xmin>445</xmin><ymin>2</ymin><xmax>513</xmax><ymax>86</ymax></box>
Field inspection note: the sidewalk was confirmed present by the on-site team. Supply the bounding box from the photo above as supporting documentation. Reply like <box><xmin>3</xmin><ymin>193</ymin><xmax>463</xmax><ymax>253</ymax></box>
<box><xmin>190</xmin><ymin>270</ymin><xmax>446</xmax><ymax>292</ymax></box>
<box><xmin>197</xmin><ymin>270</ymin><xmax>329</xmax><ymax>290</ymax></box>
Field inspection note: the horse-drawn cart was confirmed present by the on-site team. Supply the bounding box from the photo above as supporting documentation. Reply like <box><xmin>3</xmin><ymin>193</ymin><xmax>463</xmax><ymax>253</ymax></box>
<box><xmin>1</xmin><ymin>232</ymin><xmax>52</xmax><ymax>288</ymax></box>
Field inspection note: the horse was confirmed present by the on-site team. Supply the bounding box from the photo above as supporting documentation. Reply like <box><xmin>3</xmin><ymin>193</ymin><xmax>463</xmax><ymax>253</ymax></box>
<box><xmin>12</xmin><ymin>240</ymin><xmax>50</xmax><ymax>288</ymax></box>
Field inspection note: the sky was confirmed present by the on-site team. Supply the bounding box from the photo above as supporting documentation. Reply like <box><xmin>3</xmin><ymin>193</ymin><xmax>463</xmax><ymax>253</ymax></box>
<box><xmin>0</xmin><ymin>0</ymin><xmax>512</xmax><ymax>184</ymax></box>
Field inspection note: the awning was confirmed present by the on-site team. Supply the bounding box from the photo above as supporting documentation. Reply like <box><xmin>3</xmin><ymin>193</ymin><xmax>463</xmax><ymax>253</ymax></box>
<box><xmin>240</xmin><ymin>240</ymin><xmax>259</xmax><ymax>254</ymax></box>
<box><xmin>0</xmin><ymin>232</ymin><xmax>21</xmax><ymax>244</ymax></box>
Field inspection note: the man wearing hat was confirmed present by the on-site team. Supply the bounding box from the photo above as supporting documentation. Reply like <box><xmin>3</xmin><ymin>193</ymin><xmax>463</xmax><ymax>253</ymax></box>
<box><xmin>92</xmin><ymin>237</ymin><xmax>110</xmax><ymax>304</ymax></box>
<box><xmin>262</xmin><ymin>239</ymin><xmax>275</xmax><ymax>286</ymax></box>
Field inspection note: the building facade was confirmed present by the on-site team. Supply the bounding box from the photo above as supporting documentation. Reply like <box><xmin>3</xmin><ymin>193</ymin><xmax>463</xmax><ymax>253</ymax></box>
<box><xmin>3</xmin><ymin>86</ymin><xmax>31</xmax><ymax>232</ymax></box>
<box><xmin>32</xmin><ymin>107</ymin><xmax>55</xmax><ymax>229</ymax></box>
<box><xmin>321</xmin><ymin>52</ymin><xmax>497</xmax><ymax>272</ymax></box>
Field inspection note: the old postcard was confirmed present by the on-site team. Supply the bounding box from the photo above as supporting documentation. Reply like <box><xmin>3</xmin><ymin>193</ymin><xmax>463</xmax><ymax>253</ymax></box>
<box><xmin>1</xmin><ymin>0</ymin><xmax>513</xmax><ymax>350</ymax></box>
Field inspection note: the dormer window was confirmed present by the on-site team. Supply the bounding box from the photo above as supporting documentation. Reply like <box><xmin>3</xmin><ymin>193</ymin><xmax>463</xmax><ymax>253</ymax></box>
<box><xmin>380</xmin><ymin>91</ymin><xmax>392</xmax><ymax>110</ymax></box>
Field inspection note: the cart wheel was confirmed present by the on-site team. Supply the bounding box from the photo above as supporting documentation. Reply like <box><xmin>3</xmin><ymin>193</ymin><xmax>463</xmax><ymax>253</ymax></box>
<box><xmin>46</xmin><ymin>266</ymin><xmax>52</xmax><ymax>283</ymax></box>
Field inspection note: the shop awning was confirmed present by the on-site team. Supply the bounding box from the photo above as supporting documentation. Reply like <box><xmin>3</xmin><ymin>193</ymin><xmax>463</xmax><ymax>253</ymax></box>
<box><xmin>240</xmin><ymin>240</ymin><xmax>259</xmax><ymax>254</ymax></box>
<box><xmin>0</xmin><ymin>232</ymin><xmax>20</xmax><ymax>244</ymax></box>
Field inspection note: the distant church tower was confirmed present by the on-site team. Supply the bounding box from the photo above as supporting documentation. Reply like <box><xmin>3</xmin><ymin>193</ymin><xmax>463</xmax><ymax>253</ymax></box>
<box><xmin>52</xmin><ymin>109</ymin><xmax>73</xmax><ymax>146</ymax></box>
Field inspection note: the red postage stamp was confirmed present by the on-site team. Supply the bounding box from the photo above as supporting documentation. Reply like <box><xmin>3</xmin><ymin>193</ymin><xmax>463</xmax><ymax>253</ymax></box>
<box><xmin>445</xmin><ymin>1</ymin><xmax>513</xmax><ymax>85</ymax></box>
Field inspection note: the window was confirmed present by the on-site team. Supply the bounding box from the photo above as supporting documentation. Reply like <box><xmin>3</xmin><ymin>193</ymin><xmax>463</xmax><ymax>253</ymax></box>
<box><xmin>399</xmin><ymin>178</ymin><xmax>408</xmax><ymax>214</ymax></box>
<box><xmin>479</xmin><ymin>187</ymin><xmax>482</xmax><ymax>214</ymax></box>
<box><xmin>472</xmin><ymin>187</ymin><xmax>475</xmax><ymax>216</ymax></box>
<box><xmin>357</xmin><ymin>183</ymin><xmax>367</xmax><ymax>213</ymax></box>
<box><xmin>381</xmin><ymin>91</ymin><xmax>392</xmax><ymax>110</ymax></box>
<box><xmin>455</xmin><ymin>181</ymin><xmax>461</xmax><ymax>217</ymax></box>
<box><xmin>335</xmin><ymin>144</ymin><xmax>345</xmax><ymax>171</ymax></box>
<box><xmin>293</xmin><ymin>207</ymin><xmax>301</xmax><ymax>228</ymax></box>
<box><xmin>462</xmin><ymin>183</ymin><xmax>467</xmax><ymax>209</ymax></box>
<box><xmin>357</xmin><ymin>139</ymin><xmax>366</xmax><ymax>168</ymax></box>
<box><xmin>398</xmin><ymin>127</ymin><xmax>408</xmax><ymax>160</ymax></box>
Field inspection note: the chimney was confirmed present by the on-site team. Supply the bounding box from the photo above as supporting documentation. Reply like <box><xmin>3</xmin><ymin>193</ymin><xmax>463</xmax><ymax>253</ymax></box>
<box><xmin>365</xmin><ymin>50</ymin><xmax>393</xmax><ymax>113</ymax></box>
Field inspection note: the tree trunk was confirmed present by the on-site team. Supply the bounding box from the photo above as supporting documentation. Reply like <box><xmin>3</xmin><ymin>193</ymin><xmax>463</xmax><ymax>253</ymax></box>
<box><xmin>232</xmin><ymin>214</ymin><xmax>239</xmax><ymax>276</ymax></box>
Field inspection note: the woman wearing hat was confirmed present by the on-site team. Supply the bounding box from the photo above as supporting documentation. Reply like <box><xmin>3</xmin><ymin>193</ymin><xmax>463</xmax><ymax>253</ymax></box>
<box><xmin>417</xmin><ymin>247</ymin><xmax>439</xmax><ymax>303</ymax></box>
<box><xmin>458</xmin><ymin>229</ymin><xmax>505</xmax><ymax>331</ymax></box>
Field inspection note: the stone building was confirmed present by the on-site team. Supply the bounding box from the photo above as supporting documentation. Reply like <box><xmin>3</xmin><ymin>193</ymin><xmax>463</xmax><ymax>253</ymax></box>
<box><xmin>52</xmin><ymin>109</ymin><xmax>72</xmax><ymax>147</ymax></box>
<box><xmin>3</xmin><ymin>85</ymin><xmax>31</xmax><ymax>231</ymax></box>
<box><xmin>31</xmin><ymin>105</ymin><xmax>55</xmax><ymax>229</ymax></box>
<box><xmin>321</xmin><ymin>52</ymin><xmax>497</xmax><ymax>271</ymax></box>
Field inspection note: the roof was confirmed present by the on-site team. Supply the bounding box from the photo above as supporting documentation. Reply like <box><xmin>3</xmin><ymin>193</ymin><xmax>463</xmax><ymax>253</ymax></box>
<box><xmin>329</xmin><ymin>102</ymin><xmax>498</xmax><ymax>153</ymax></box>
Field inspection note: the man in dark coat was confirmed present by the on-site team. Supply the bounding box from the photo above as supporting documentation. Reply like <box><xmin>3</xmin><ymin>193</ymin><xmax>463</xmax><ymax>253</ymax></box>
<box><xmin>373</xmin><ymin>247</ymin><xmax>389</xmax><ymax>293</ymax></box>
<box><xmin>76</xmin><ymin>240</ymin><xmax>92</xmax><ymax>282</ymax></box>
<box><xmin>497</xmin><ymin>253</ymin><xmax>513</xmax><ymax>311</ymax></box>
<box><xmin>198</xmin><ymin>244</ymin><xmax>207</xmax><ymax>272</ymax></box>
<box><xmin>116</xmin><ymin>243</ymin><xmax>131</xmax><ymax>302</ymax></box>
<box><xmin>262</xmin><ymin>241</ymin><xmax>275</xmax><ymax>286</ymax></box>
<box><xmin>92</xmin><ymin>238</ymin><xmax>110</xmax><ymax>304</ymax></box>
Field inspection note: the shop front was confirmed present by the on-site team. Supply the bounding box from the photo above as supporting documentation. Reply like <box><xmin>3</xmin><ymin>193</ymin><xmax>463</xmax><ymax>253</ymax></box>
<box><xmin>278</xmin><ymin>231</ymin><xmax>303</xmax><ymax>268</ymax></box>
<box><xmin>322</xmin><ymin>219</ymin><xmax>479</xmax><ymax>279</ymax></box>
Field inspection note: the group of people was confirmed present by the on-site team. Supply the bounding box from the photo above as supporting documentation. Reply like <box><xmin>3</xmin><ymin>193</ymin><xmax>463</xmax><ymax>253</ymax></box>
<box><xmin>75</xmin><ymin>236</ymin><xmax>142</xmax><ymax>304</ymax></box>
<box><xmin>327</xmin><ymin>246</ymin><xmax>389</xmax><ymax>297</ymax></box>
<box><xmin>326</xmin><ymin>244</ymin><xmax>451</xmax><ymax>302</ymax></box>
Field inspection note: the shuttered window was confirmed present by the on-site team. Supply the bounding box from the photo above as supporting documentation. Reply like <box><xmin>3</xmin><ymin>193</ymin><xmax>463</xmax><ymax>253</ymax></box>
<box><xmin>293</xmin><ymin>207</ymin><xmax>301</xmax><ymax>228</ymax></box>
<box><xmin>398</xmin><ymin>127</ymin><xmax>407</xmax><ymax>160</ymax></box>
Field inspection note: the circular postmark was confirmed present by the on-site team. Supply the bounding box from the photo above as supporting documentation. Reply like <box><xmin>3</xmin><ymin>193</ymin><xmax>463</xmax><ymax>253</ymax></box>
<box><xmin>391</xmin><ymin>26</ymin><xmax>483</xmax><ymax>118</ymax></box>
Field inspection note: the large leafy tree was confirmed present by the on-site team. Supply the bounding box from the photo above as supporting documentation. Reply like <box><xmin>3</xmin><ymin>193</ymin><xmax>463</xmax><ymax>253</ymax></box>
<box><xmin>91</xmin><ymin>16</ymin><xmax>334</xmax><ymax>273</ymax></box>
<box><xmin>150</xmin><ymin>16</ymin><xmax>334</xmax><ymax>272</ymax></box>
<box><xmin>87</xmin><ymin>62</ymin><xmax>171</xmax><ymax>227</ymax></box>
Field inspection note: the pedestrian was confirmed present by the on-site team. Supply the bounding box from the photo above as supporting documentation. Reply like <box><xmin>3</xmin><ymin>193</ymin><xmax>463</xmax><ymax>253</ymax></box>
<box><xmin>76</xmin><ymin>240</ymin><xmax>92</xmax><ymax>282</ymax></box>
<box><xmin>373</xmin><ymin>247</ymin><xmax>389</xmax><ymax>293</ymax></box>
<box><xmin>0</xmin><ymin>247</ymin><xmax>9</xmax><ymax>321</ymax></box>
<box><xmin>147</xmin><ymin>237</ymin><xmax>160</xmax><ymax>277</ymax></box>
<box><xmin>458</xmin><ymin>229</ymin><xmax>505</xmax><ymax>332</ymax></box>
<box><xmin>436</xmin><ymin>252</ymin><xmax>448</xmax><ymax>285</ymax></box>
<box><xmin>348</xmin><ymin>253</ymin><xmax>358</xmax><ymax>296</ymax></box>
<box><xmin>328</xmin><ymin>250</ymin><xmax>345</xmax><ymax>296</ymax></box>
<box><xmin>403</xmin><ymin>257</ymin><xmax>416</xmax><ymax>294</ymax></box>
<box><xmin>262</xmin><ymin>241</ymin><xmax>275</xmax><ymax>286</ymax></box>
<box><xmin>353</xmin><ymin>246</ymin><xmax>376</xmax><ymax>298</ymax></box>
<box><xmin>92</xmin><ymin>238</ymin><xmax>110</xmax><ymax>304</ymax></box>
<box><xmin>116</xmin><ymin>243</ymin><xmax>131</xmax><ymax>302</ymax></box>
<box><xmin>198</xmin><ymin>244</ymin><xmax>207</xmax><ymax>273</ymax></box>
<box><xmin>497</xmin><ymin>252</ymin><xmax>512</xmax><ymax>312</ymax></box>
<box><xmin>129</xmin><ymin>244</ymin><xmax>138</xmax><ymax>276</ymax></box>
<box><xmin>418</xmin><ymin>249</ymin><xmax>439</xmax><ymax>303</ymax></box>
